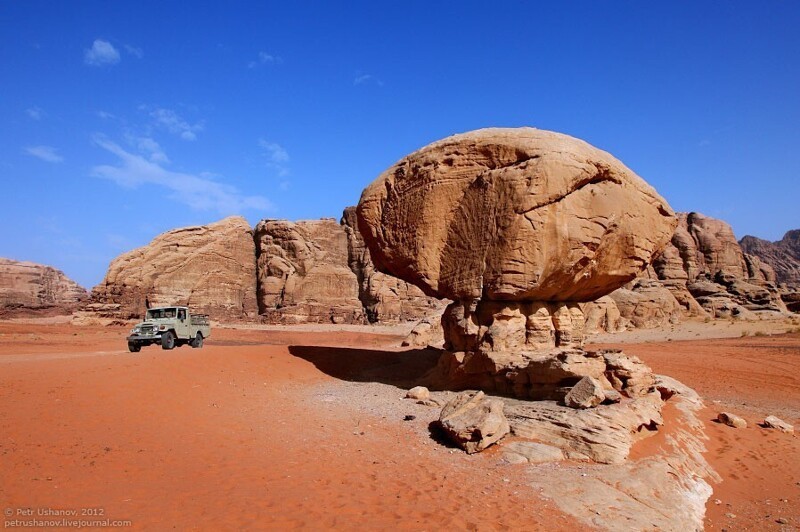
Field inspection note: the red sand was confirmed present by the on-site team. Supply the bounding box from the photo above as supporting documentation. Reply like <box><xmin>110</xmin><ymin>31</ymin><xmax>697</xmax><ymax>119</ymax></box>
<box><xmin>2</xmin><ymin>323</ymin><xmax>798</xmax><ymax>530</ymax></box>
<box><xmin>0</xmin><ymin>323</ymin><xmax>575</xmax><ymax>530</ymax></box>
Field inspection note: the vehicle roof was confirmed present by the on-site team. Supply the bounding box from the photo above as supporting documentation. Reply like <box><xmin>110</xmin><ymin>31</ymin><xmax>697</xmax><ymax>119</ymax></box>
<box><xmin>147</xmin><ymin>306</ymin><xmax>187</xmax><ymax>310</ymax></box>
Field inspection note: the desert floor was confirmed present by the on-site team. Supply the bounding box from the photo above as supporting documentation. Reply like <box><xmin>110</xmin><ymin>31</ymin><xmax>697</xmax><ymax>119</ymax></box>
<box><xmin>1</xmin><ymin>318</ymin><xmax>798</xmax><ymax>530</ymax></box>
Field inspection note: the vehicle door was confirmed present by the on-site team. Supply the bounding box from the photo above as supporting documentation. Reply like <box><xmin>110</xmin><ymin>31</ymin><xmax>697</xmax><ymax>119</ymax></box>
<box><xmin>176</xmin><ymin>308</ymin><xmax>190</xmax><ymax>339</ymax></box>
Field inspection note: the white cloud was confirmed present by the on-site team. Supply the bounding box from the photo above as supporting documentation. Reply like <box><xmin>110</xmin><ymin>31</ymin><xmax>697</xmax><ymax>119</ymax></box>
<box><xmin>26</xmin><ymin>107</ymin><xmax>45</xmax><ymax>120</ymax></box>
<box><xmin>135</xmin><ymin>137</ymin><xmax>169</xmax><ymax>163</ymax></box>
<box><xmin>258</xmin><ymin>139</ymin><xmax>290</xmax><ymax>177</ymax></box>
<box><xmin>149</xmin><ymin>107</ymin><xmax>203</xmax><ymax>141</ymax></box>
<box><xmin>97</xmin><ymin>110</ymin><xmax>116</xmax><ymax>120</ymax></box>
<box><xmin>248</xmin><ymin>51</ymin><xmax>282</xmax><ymax>68</ymax></box>
<box><xmin>91</xmin><ymin>136</ymin><xmax>271</xmax><ymax>214</ymax></box>
<box><xmin>124</xmin><ymin>44</ymin><xmax>143</xmax><ymax>58</ymax></box>
<box><xmin>354</xmin><ymin>72</ymin><xmax>384</xmax><ymax>86</ymax></box>
<box><xmin>259</xmin><ymin>139</ymin><xmax>289</xmax><ymax>163</ymax></box>
<box><xmin>25</xmin><ymin>145</ymin><xmax>64</xmax><ymax>163</ymax></box>
<box><xmin>84</xmin><ymin>39</ymin><xmax>121</xmax><ymax>66</ymax></box>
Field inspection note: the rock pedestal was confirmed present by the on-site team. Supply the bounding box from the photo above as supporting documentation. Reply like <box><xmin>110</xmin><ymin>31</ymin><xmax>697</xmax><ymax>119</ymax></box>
<box><xmin>430</xmin><ymin>299</ymin><xmax>655</xmax><ymax>401</ymax></box>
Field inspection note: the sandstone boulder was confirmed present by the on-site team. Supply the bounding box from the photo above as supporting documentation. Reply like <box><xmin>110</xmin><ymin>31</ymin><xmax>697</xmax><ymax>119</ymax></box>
<box><xmin>254</xmin><ymin>218</ymin><xmax>364</xmax><ymax>324</ymax></box>
<box><xmin>357</xmin><ymin>127</ymin><xmax>677</xmax><ymax>302</ymax></box>
<box><xmin>0</xmin><ymin>258</ymin><xmax>87</xmax><ymax>315</ymax></box>
<box><xmin>762</xmin><ymin>415</ymin><xmax>794</xmax><ymax>433</ymax></box>
<box><xmin>717</xmin><ymin>412</ymin><xmax>747</xmax><ymax>429</ymax></box>
<box><xmin>92</xmin><ymin>217</ymin><xmax>257</xmax><ymax>320</ymax></box>
<box><xmin>405</xmin><ymin>386</ymin><xmax>431</xmax><ymax>401</ymax></box>
<box><xmin>565</xmin><ymin>376</ymin><xmax>605</xmax><ymax>409</ymax></box>
<box><xmin>437</xmin><ymin>391</ymin><xmax>510</xmax><ymax>453</ymax></box>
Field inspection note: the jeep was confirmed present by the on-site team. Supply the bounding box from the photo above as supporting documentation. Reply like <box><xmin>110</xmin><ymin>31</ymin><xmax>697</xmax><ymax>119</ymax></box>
<box><xmin>127</xmin><ymin>306</ymin><xmax>211</xmax><ymax>352</ymax></box>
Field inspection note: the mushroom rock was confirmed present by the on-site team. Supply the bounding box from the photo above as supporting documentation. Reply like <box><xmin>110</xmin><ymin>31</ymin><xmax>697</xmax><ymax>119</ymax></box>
<box><xmin>356</xmin><ymin>127</ymin><xmax>677</xmax><ymax>398</ymax></box>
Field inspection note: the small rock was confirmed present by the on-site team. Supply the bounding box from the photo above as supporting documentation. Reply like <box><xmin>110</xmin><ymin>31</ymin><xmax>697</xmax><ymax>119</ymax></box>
<box><xmin>603</xmin><ymin>389</ymin><xmax>622</xmax><ymax>404</ymax></box>
<box><xmin>437</xmin><ymin>391</ymin><xmax>510</xmax><ymax>454</ymax></box>
<box><xmin>403</xmin><ymin>415</ymin><xmax>416</xmax><ymax>421</ymax></box>
<box><xmin>725</xmin><ymin>513</ymin><xmax>737</xmax><ymax>519</ymax></box>
<box><xmin>406</xmin><ymin>386</ymin><xmax>431</xmax><ymax>401</ymax></box>
<box><xmin>718</xmin><ymin>412</ymin><xmax>747</xmax><ymax>429</ymax></box>
<box><xmin>565</xmin><ymin>376</ymin><xmax>605</xmax><ymax>409</ymax></box>
<box><xmin>776</xmin><ymin>517</ymin><xmax>789</xmax><ymax>524</ymax></box>
<box><xmin>763</xmin><ymin>415</ymin><xmax>794</xmax><ymax>433</ymax></box>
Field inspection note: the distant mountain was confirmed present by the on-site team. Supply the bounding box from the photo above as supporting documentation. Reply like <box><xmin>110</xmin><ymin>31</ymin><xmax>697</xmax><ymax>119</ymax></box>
<box><xmin>0</xmin><ymin>257</ymin><xmax>88</xmax><ymax>316</ymax></box>
<box><xmin>740</xmin><ymin>230</ymin><xmax>800</xmax><ymax>288</ymax></box>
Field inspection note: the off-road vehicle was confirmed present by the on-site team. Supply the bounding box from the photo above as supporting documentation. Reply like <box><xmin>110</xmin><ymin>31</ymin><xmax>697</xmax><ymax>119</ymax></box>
<box><xmin>127</xmin><ymin>306</ymin><xmax>210</xmax><ymax>352</ymax></box>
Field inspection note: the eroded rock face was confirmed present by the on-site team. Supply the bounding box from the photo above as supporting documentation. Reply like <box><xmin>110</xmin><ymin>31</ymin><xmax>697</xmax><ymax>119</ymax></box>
<box><xmin>92</xmin><ymin>216</ymin><xmax>257</xmax><ymax>320</ymax></box>
<box><xmin>254</xmin><ymin>218</ymin><xmax>364</xmax><ymax>324</ymax></box>
<box><xmin>740</xmin><ymin>230</ymin><xmax>800</xmax><ymax>288</ymax></box>
<box><xmin>0</xmin><ymin>258</ymin><xmax>87</xmax><ymax>315</ymax></box>
<box><xmin>341</xmin><ymin>207</ymin><xmax>443</xmax><ymax>323</ymax></box>
<box><xmin>357</xmin><ymin>128</ymin><xmax>677</xmax><ymax>303</ymax></box>
<box><xmin>607</xmin><ymin>279</ymin><xmax>683</xmax><ymax>329</ymax></box>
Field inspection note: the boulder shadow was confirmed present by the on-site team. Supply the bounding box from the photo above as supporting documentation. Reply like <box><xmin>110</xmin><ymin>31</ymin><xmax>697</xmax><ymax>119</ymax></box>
<box><xmin>288</xmin><ymin>345</ymin><xmax>442</xmax><ymax>388</ymax></box>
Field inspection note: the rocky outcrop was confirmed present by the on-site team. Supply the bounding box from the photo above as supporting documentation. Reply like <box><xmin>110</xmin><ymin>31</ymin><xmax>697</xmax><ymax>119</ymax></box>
<box><xmin>358</xmin><ymin>128</ymin><xmax>675</xmax><ymax>403</ymax></box>
<box><xmin>512</xmin><ymin>376</ymin><xmax>719</xmax><ymax>530</ymax></box>
<box><xmin>0</xmin><ymin>258</ymin><xmax>87</xmax><ymax>315</ymax></box>
<box><xmin>92</xmin><ymin>216</ymin><xmax>258</xmax><ymax>320</ymax></box>
<box><xmin>740</xmin><ymin>230</ymin><xmax>800</xmax><ymax>288</ymax></box>
<box><xmin>341</xmin><ymin>207</ymin><xmax>443</xmax><ymax>323</ymax></box>
<box><xmin>254</xmin><ymin>218</ymin><xmax>364</xmax><ymax>324</ymax></box>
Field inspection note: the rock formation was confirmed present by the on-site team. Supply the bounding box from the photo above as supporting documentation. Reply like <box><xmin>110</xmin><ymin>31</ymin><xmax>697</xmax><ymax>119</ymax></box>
<box><xmin>341</xmin><ymin>207</ymin><xmax>444</xmax><ymax>323</ymax></box>
<box><xmin>357</xmin><ymin>127</ymin><xmax>676</xmax><ymax>398</ymax></box>
<box><xmin>740</xmin><ymin>230</ymin><xmax>800</xmax><ymax>288</ymax></box>
<box><xmin>253</xmin><ymin>215</ymin><xmax>442</xmax><ymax>324</ymax></box>
<box><xmin>0</xmin><ymin>258</ymin><xmax>87</xmax><ymax>315</ymax></box>
<box><xmin>254</xmin><ymin>218</ymin><xmax>364</xmax><ymax>324</ymax></box>
<box><xmin>650</xmin><ymin>212</ymin><xmax>787</xmax><ymax>319</ymax></box>
<box><xmin>91</xmin><ymin>216</ymin><xmax>258</xmax><ymax>320</ymax></box>
<box><xmin>586</xmin><ymin>212</ymin><xmax>795</xmax><ymax>331</ymax></box>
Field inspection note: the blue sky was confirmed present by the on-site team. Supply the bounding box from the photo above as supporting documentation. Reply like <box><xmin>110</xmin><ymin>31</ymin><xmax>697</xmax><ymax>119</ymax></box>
<box><xmin>2</xmin><ymin>1</ymin><xmax>799</xmax><ymax>288</ymax></box>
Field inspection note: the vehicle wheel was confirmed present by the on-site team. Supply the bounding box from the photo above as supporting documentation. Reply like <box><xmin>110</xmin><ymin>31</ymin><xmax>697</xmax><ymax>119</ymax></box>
<box><xmin>161</xmin><ymin>331</ymin><xmax>175</xmax><ymax>350</ymax></box>
<box><xmin>128</xmin><ymin>341</ymin><xmax>141</xmax><ymax>353</ymax></box>
<box><xmin>191</xmin><ymin>332</ymin><xmax>204</xmax><ymax>348</ymax></box>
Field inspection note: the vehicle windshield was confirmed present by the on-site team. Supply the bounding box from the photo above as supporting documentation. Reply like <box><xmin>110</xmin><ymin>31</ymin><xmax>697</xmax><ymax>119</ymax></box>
<box><xmin>146</xmin><ymin>307</ymin><xmax>177</xmax><ymax>320</ymax></box>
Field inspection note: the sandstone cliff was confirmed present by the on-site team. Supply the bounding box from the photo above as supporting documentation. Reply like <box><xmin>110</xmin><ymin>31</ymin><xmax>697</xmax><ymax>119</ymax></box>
<box><xmin>586</xmin><ymin>212</ymin><xmax>792</xmax><ymax>330</ymax></box>
<box><xmin>650</xmin><ymin>212</ymin><xmax>786</xmax><ymax>319</ymax></box>
<box><xmin>91</xmin><ymin>216</ymin><xmax>258</xmax><ymax>320</ymax></box>
<box><xmin>0</xmin><ymin>258</ymin><xmax>87</xmax><ymax>315</ymax></box>
<box><xmin>254</xmin><ymin>218</ymin><xmax>364</xmax><ymax>323</ymax></box>
<box><xmin>740</xmin><ymin>230</ymin><xmax>800</xmax><ymax>288</ymax></box>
